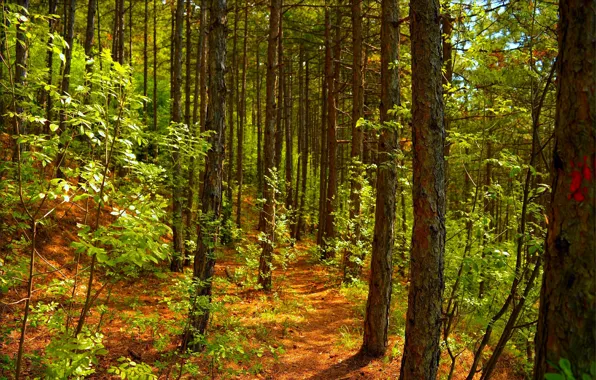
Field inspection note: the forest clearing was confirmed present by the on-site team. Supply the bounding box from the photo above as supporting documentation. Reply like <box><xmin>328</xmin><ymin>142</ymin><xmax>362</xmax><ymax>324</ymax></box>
<box><xmin>0</xmin><ymin>0</ymin><xmax>594</xmax><ymax>377</ymax></box>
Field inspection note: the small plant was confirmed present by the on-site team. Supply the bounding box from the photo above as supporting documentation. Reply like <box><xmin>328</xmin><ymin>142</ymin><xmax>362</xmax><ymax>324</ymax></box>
<box><xmin>108</xmin><ymin>357</ymin><xmax>157</xmax><ymax>379</ymax></box>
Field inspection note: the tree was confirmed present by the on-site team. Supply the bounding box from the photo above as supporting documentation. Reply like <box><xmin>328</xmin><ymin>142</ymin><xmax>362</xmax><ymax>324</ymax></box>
<box><xmin>182</xmin><ymin>0</ymin><xmax>227</xmax><ymax>350</ymax></box>
<box><xmin>257</xmin><ymin>0</ymin><xmax>281</xmax><ymax>291</ymax></box>
<box><xmin>322</xmin><ymin>0</ymin><xmax>340</xmax><ymax>257</ymax></box>
<box><xmin>344</xmin><ymin>0</ymin><xmax>363</xmax><ymax>281</ymax></box>
<box><xmin>533</xmin><ymin>0</ymin><xmax>595</xmax><ymax>377</ymax></box>
<box><xmin>236</xmin><ymin>0</ymin><xmax>249</xmax><ymax>226</ymax></box>
<box><xmin>360</xmin><ymin>0</ymin><xmax>400</xmax><ymax>357</ymax></box>
<box><xmin>170</xmin><ymin>0</ymin><xmax>185</xmax><ymax>272</ymax></box>
<box><xmin>399</xmin><ymin>0</ymin><xmax>446</xmax><ymax>376</ymax></box>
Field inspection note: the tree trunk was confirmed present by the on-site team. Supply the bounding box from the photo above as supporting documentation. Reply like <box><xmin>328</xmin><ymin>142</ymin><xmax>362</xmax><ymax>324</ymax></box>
<box><xmin>236</xmin><ymin>0</ymin><xmax>249</xmax><ymax>226</ymax></box>
<box><xmin>275</xmin><ymin>11</ymin><xmax>284</xmax><ymax>172</ymax></box>
<box><xmin>185</xmin><ymin>0</ymin><xmax>196</xmax><ymax>242</ymax></box>
<box><xmin>360</xmin><ymin>0</ymin><xmax>400</xmax><ymax>358</ymax></box>
<box><xmin>169</xmin><ymin>0</ymin><xmax>185</xmax><ymax>272</ymax></box>
<box><xmin>152</xmin><ymin>0</ymin><xmax>158</xmax><ymax>154</ymax></box>
<box><xmin>227</xmin><ymin>0</ymin><xmax>238</xmax><ymax>205</ymax></box>
<box><xmin>317</xmin><ymin>53</ymin><xmax>328</xmax><ymax>246</ymax></box>
<box><xmin>258</xmin><ymin>0</ymin><xmax>281</xmax><ymax>291</ymax></box>
<box><xmin>344</xmin><ymin>0</ymin><xmax>364</xmax><ymax>281</ymax></box>
<box><xmin>284</xmin><ymin>57</ymin><xmax>293</xmax><ymax>213</ymax></box>
<box><xmin>322</xmin><ymin>2</ymin><xmax>339</xmax><ymax>257</ymax></box>
<box><xmin>399</xmin><ymin>0</ymin><xmax>446</xmax><ymax>376</ymax></box>
<box><xmin>182</xmin><ymin>0</ymin><xmax>227</xmax><ymax>350</ymax></box>
<box><xmin>256</xmin><ymin>40</ymin><xmax>264</xmax><ymax>199</ymax></box>
<box><xmin>533</xmin><ymin>0</ymin><xmax>595</xmax><ymax>376</ymax></box>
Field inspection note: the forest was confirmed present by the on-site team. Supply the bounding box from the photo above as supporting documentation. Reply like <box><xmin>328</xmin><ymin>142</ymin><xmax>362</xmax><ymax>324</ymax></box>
<box><xmin>0</xmin><ymin>0</ymin><xmax>594</xmax><ymax>377</ymax></box>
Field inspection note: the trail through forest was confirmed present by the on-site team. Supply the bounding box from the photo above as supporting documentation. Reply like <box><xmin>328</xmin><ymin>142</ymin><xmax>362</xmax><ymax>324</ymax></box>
<box><xmin>1</xmin><ymin>194</ymin><xmax>520</xmax><ymax>379</ymax></box>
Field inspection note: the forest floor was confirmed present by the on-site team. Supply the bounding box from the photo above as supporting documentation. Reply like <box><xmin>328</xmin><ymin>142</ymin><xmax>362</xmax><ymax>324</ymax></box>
<box><xmin>0</xmin><ymin>192</ymin><xmax>521</xmax><ymax>379</ymax></box>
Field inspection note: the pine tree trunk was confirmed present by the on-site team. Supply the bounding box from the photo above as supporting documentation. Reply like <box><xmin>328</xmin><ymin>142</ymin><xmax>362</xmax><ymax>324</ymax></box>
<box><xmin>344</xmin><ymin>0</ymin><xmax>364</xmax><ymax>281</ymax></box>
<box><xmin>275</xmin><ymin>12</ymin><xmax>284</xmax><ymax>172</ymax></box>
<box><xmin>236</xmin><ymin>0</ymin><xmax>249</xmax><ymax>226</ymax></box>
<box><xmin>169</xmin><ymin>0</ymin><xmax>185</xmax><ymax>272</ymax></box>
<box><xmin>284</xmin><ymin>56</ymin><xmax>293</xmax><ymax>211</ymax></box>
<box><xmin>182</xmin><ymin>0</ymin><xmax>227</xmax><ymax>350</ymax></box>
<box><xmin>361</xmin><ymin>0</ymin><xmax>400</xmax><ymax>358</ymax></box>
<box><xmin>533</xmin><ymin>0</ymin><xmax>595</xmax><ymax>376</ymax></box>
<box><xmin>322</xmin><ymin>3</ymin><xmax>339</xmax><ymax>257</ymax></box>
<box><xmin>258</xmin><ymin>0</ymin><xmax>281</xmax><ymax>291</ymax></box>
<box><xmin>399</xmin><ymin>0</ymin><xmax>446</xmax><ymax>375</ymax></box>
<box><xmin>317</xmin><ymin>54</ymin><xmax>328</xmax><ymax>246</ymax></box>
<box><xmin>256</xmin><ymin>41</ymin><xmax>264</xmax><ymax>199</ymax></box>
<box><xmin>227</xmin><ymin>0</ymin><xmax>238</xmax><ymax>205</ymax></box>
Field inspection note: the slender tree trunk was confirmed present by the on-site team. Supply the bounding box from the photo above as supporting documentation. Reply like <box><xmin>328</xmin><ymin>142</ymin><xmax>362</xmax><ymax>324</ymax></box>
<box><xmin>143</xmin><ymin>0</ymin><xmax>148</xmax><ymax>116</ymax></box>
<box><xmin>344</xmin><ymin>0</ymin><xmax>364</xmax><ymax>281</ymax></box>
<box><xmin>256</xmin><ymin>40</ymin><xmax>264</xmax><ymax>199</ymax></box>
<box><xmin>227</xmin><ymin>0</ymin><xmax>238</xmax><ymax>205</ymax></box>
<box><xmin>196</xmin><ymin>0</ymin><xmax>208</xmax><ymax>199</ymax></box>
<box><xmin>284</xmin><ymin>56</ymin><xmax>293</xmax><ymax>211</ymax></box>
<box><xmin>533</xmin><ymin>0</ymin><xmax>595</xmax><ymax>376</ymax></box>
<box><xmin>61</xmin><ymin>0</ymin><xmax>75</xmax><ymax>103</ymax></box>
<box><xmin>13</xmin><ymin>1</ymin><xmax>30</xmax><ymax>374</ymax></box>
<box><xmin>317</xmin><ymin>53</ymin><xmax>328</xmax><ymax>246</ymax></box>
<box><xmin>152</xmin><ymin>0</ymin><xmax>158</xmax><ymax>152</ymax></box>
<box><xmin>185</xmin><ymin>0</ymin><xmax>196</xmax><ymax>243</ymax></box>
<box><xmin>360</xmin><ymin>0</ymin><xmax>400</xmax><ymax>357</ymax></box>
<box><xmin>43</xmin><ymin>0</ymin><xmax>58</xmax><ymax>128</ymax></box>
<box><xmin>399</xmin><ymin>0</ymin><xmax>446</xmax><ymax>376</ymax></box>
<box><xmin>118</xmin><ymin>0</ymin><xmax>124</xmax><ymax>63</ymax></box>
<box><xmin>258</xmin><ymin>0</ymin><xmax>281</xmax><ymax>291</ymax></box>
<box><xmin>275</xmin><ymin>11</ymin><xmax>284</xmax><ymax>171</ymax></box>
<box><xmin>292</xmin><ymin>48</ymin><xmax>304</xmax><ymax>238</ymax></box>
<box><xmin>182</xmin><ymin>0</ymin><xmax>227</xmax><ymax>350</ymax></box>
<box><xmin>236</xmin><ymin>0</ymin><xmax>249</xmax><ymax>226</ymax></box>
<box><xmin>322</xmin><ymin>2</ymin><xmax>339</xmax><ymax>256</ymax></box>
<box><xmin>85</xmin><ymin>0</ymin><xmax>97</xmax><ymax>74</ymax></box>
<box><xmin>170</xmin><ymin>0</ymin><xmax>185</xmax><ymax>272</ymax></box>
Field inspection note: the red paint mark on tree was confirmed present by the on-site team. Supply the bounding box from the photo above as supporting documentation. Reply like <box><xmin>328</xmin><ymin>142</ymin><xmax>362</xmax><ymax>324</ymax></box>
<box><xmin>568</xmin><ymin>156</ymin><xmax>593</xmax><ymax>202</ymax></box>
<box><xmin>570</xmin><ymin>170</ymin><xmax>582</xmax><ymax>193</ymax></box>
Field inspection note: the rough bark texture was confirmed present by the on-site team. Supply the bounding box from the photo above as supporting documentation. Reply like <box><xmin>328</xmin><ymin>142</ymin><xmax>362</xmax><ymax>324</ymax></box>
<box><xmin>183</xmin><ymin>0</ymin><xmax>227</xmax><ymax>350</ymax></box>
<box><xmin>533</xmin><ymin>0</ymin><xmax>595</xmax><ymax>376</ymax></box>
<box><xmin>258</xmin><ymin>0</ymin><xmax>281</xmax><ymax>291</ymax></box>
<box><xmin>399</xmin><ymin>0</ymin><xmax>446</xmax><ymax>375</ymax></box>
<box><xmin>360</xmin><ymin>0</ymin><xmax>399</xmax><ymax>357</ymax></box>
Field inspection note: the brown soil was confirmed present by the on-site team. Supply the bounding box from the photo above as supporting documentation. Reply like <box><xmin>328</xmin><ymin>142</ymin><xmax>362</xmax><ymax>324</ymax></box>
<box><xmin>0</xmin><ymin>194</ymin><xmax>522</xmax><ymax>379</ymax></box>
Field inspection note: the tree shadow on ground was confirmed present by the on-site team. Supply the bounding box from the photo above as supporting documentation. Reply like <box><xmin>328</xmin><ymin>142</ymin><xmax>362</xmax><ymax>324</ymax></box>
<box><xmin>308</xmin><ymin>352</ymin><xmax>373</xmax><ymax>379</ymax></box>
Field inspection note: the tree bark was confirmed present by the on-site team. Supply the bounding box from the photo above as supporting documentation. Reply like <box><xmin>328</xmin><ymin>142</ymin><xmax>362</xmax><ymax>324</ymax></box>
<box><xmin>360</xmin><ymin>0</ymin><xmax>400</xmax><ymax>358</ymax></box>
<box><xmin>169</xmin><ymin>0</ymin><xmax>185</xmax><ymax>272</ymax></box>
<box><xmin>258</xmin><ymin>0</ymin><xmax>281</xmax><ymax>291</ymax></box>
<box><xmin>533</xmin><ymin>0</ymin><xmax>595</xmax><ymax>376</ymax></box>
<box><xmin>284</xmin><ymin>56</ymin><xmax>293</xmax><ymax>213</ymax></box>
<box><xmin>399</xmin><ymin>0</ymin><xmax>446</xmax><ymax>376</ymax></box>
<box><xmin>182</xmin><ymin>0</ymin><xmax>227</xmax><ymax>351</ymax></box>
<box><xmin>227</xmin><ymin>0</ymin><xmax>238</xmax><ymax>205</ymax></box>
<box><xmin>344</xmin><ymin>0</ymin><xmax>364</xmax><ymax>281</ymax></box>
<box><xmin>236</xmin><ymin>0</ymin><xmax>249</xmax><ymax>226</ymax></box>
<box><xmin>322</xmin><ymin>2</ymin><xmax>339</xmax><ymax>257</ymax></box>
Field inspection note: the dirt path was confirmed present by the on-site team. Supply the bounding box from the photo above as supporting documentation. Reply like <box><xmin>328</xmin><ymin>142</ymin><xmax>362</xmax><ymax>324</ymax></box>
<box><xmin>263</xmin><ymin>243</ymin><xmax>400</xmax><ymax>379</ymax></box>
